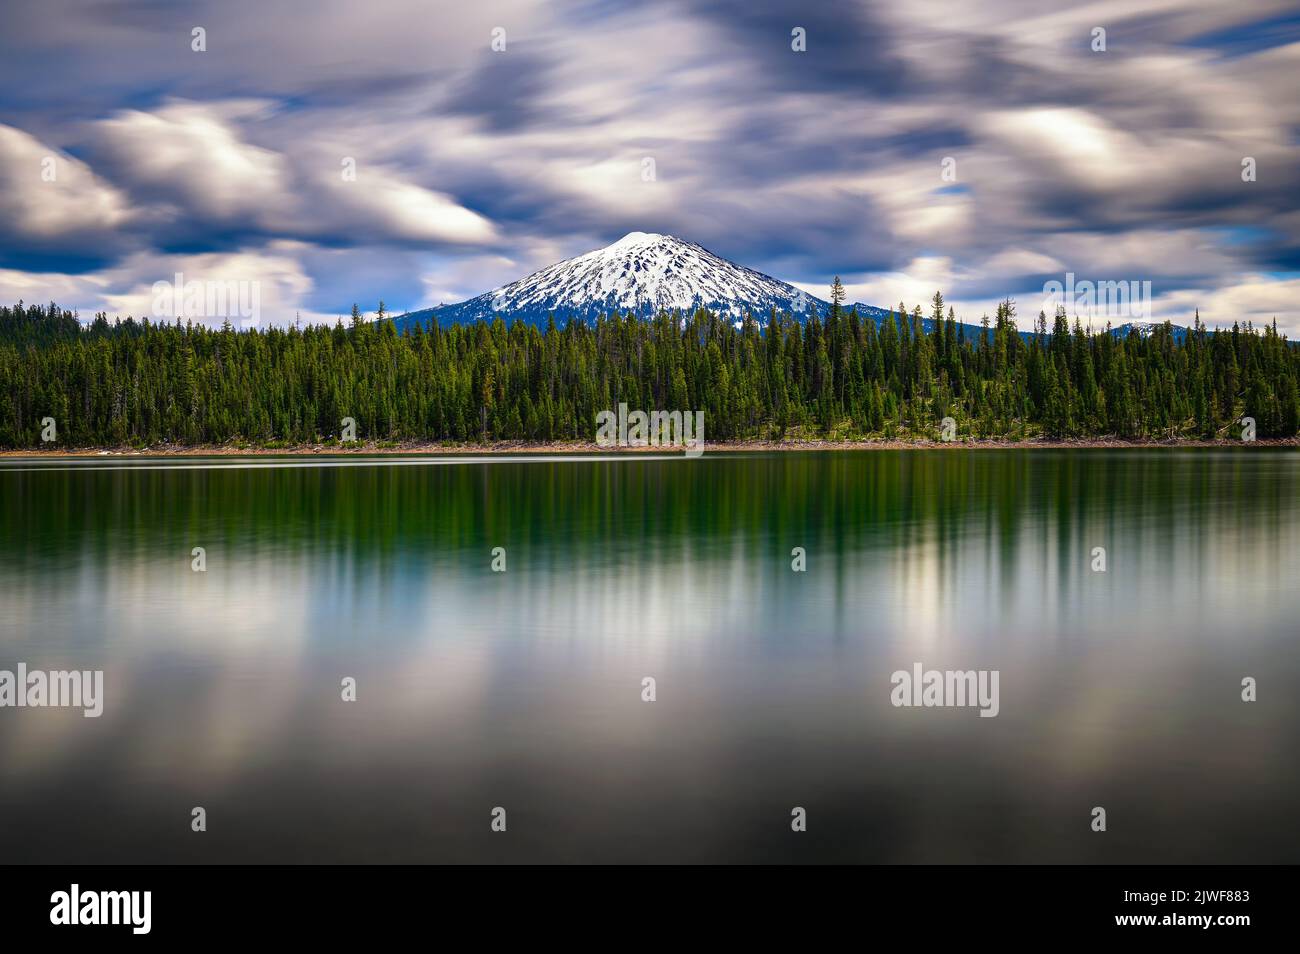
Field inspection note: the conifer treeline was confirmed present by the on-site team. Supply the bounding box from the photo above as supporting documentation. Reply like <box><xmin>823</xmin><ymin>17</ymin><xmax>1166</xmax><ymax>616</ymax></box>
<box><xmin>1</xmin><ymin>293</ymin><xmax>1296</xmax><ymax>448</ymax></box>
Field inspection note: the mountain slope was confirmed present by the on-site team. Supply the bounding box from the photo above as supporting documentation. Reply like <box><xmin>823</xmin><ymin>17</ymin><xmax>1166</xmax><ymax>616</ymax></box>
<box><xmin>395</xmin><ymin>232</ymin><xmax>843</xmax><ymax>331</ymax></box>
<box><xmin>393</xmin><ymin>231</ymin><xmax>1190</xmax><ymax>341</ymax></box>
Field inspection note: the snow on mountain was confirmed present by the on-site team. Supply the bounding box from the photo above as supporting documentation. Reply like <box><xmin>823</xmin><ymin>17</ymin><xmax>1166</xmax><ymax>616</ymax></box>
<box><xmin>391</xmin><ymin>232</ymin><xmax>1191</xmax><ymax>341</ymax></box>
<box><xmin>395</xmin><ymin>232</ymin><xmax>836</xmax><ymax>330</ymax></box>
<box><xmin>1109</xmin><ymin>321</ymin><xmax>1189</xmax><ymax>342</ymax></box>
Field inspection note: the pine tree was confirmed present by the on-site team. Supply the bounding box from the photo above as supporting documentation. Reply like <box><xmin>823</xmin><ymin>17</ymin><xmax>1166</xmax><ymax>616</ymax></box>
<box><xmin>829</xmin><ymin>277</ymin><xmax>846</xmax><ymax>319</ymax></box>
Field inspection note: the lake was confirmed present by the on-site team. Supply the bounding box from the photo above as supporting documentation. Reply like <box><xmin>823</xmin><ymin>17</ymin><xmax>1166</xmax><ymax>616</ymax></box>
<box><xmin>1</xmin><ymin>449</ymin><xmax>1297</xmax><ymax>863</ymax></box>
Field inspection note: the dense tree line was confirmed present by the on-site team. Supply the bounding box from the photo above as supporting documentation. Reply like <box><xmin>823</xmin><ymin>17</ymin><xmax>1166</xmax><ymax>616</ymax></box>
<box><xmin>1</xmin><ymin>292</ymin><xmax>1296</xmax><ymax>448</ymax></box>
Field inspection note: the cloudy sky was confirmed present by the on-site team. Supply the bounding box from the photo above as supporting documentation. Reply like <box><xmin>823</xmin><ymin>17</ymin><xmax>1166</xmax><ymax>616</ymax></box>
<box><xmin>1</xmin><ymin>0</ymin><xmax>1298</xmax><ymax>331</ymax></box>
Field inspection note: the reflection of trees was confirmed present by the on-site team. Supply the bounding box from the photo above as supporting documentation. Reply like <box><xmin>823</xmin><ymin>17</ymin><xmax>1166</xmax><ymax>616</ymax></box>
<box><xmin>1</xmin><ymin>452</ymin><xmax>1293</xmax><ymax>592</ymax></box>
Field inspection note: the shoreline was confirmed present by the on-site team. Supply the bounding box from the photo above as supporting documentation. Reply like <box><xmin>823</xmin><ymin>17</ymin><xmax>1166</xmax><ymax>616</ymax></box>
<box><xmin>3</xmin><ymin>437</ymin><xmax>1296</xmax><ymax>458</ymax></box>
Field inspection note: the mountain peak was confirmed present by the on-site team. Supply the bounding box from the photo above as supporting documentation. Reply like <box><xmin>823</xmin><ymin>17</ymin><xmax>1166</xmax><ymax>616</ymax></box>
<box><xmin>395</xmin><ymin>234</ymin><xmax>886</xmax><ymax>332</ymax></box>
<box><xmin>397</xmin><ymin>232</ymin><xmax>826</xmax><ymax>329</ymax></box>
<box><xmin>609</xmin><ymin>230</ymin><xmax>672</xmax><ymax>248</ymax></box>
<box><xmin>390</xmin><ymin>233</ymin><xmax>1192</xmax><ymax>345</ymax></box>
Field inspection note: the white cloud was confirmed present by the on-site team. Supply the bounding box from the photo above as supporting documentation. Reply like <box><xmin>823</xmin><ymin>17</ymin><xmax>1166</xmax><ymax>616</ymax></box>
<box><xmin>0</xmin><ymin>244</ymin><xmax>329</xmax><ymax>327</ymax></box>
<box><xmin>0</xmin><ymin>0</ymin><xmax>1297</xmax><ymax>327</ymax></box>
<box><xmin>1160</xmin><ymin>274</ymin><xmax>1300</xmax><ymax>335</ymax></box>
<box><xmin>0</xmin><ymin>124</ymin><xmax>130</xmax><ymax>243</ymax></box>
<box><xmin>89</xmin><ymin>101</ymin><xmax>498</xmax><ymax>247</ymax></box>
<box><xmin>797</xmin><ymin>257</ymin><xmax>957</xmax><ymax>314</ymax></box>
<box><xmin>93</xmin><ymin>102</ymin><xmax>291</xmax><ymax>225</ymax></box>
<box><xmin>308</xmin><ymin>164</ymin><xmax>497</xmax><ymax>246</ymax></box>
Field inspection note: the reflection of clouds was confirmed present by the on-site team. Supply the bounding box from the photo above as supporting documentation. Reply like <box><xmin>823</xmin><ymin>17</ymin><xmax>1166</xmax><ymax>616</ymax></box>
<box><xmin>1034</xmin><ymin>645</ymin><xmax>1300</xmax><ymax>792</ymax></box>
<box><xmin>882</xmin><ymin>478</ymin><xmax>1300</xmax><ymax>665</ymax></box>
<box><xmin>889</xmin><ymin>536</ymin><xmax>945</xmax><ymax>652</ymax></box>
<box><xmin>0</xmin><ymin>551</ymin><xmax>317</xmax><ymax>782</ymax></box>
<box><xmin>2</xmin><ymin>452</ymin><xmax>1299</xmax><ymax>800</ymax></box>
<box><xmin>100</xmin><ymin>552</ymin><xmax>312</xmax><ymax>657</ymax></box>
<box><xmin>0</xmin><ymin>689</ymin><xmax>128</xmax><ymax>781</ymax></box>
<box><xmin>1</xmin><ymin>541</ymin><xmax>594</xmax><ymax>782</ymax></box>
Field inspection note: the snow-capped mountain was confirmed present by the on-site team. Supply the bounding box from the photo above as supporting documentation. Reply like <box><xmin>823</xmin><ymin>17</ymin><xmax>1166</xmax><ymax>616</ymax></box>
<box><xmin>395</xmin><ymin>232</ymin><xmax>888</xmax><ymax>330</ymax></box>
<box><xmin>391</xmin><ymin>231</ymin><xmax>1192</xmax><ymax>341</ymax></box>
<box><xmin>1109</xmin><ymin>321</ymin><xmax>1189</xmax><ymax>342</ymax></box>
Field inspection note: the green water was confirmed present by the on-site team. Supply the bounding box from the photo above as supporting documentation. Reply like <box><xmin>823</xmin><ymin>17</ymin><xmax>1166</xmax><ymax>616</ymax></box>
<box><xmin>1</xmin><ymin>449</ymin><xmax>1297</xmax><ymax>862</ymax></box>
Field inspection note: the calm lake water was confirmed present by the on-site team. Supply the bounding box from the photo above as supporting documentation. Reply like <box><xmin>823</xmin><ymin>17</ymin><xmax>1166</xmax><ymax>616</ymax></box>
<box><xmin>1</xmin><ymin>449</ymin><xmax>1297</xmax><ymax>863</ymax></box>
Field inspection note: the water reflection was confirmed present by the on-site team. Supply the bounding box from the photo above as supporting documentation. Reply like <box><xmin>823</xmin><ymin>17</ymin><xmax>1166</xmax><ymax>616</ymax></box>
<box><xmin>0</xmin><ymin>450</ymin><xmax>1297</xmax><ymax>862</ymax></box>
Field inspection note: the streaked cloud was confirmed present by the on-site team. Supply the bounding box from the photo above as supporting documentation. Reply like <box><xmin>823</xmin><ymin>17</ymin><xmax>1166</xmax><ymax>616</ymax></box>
<box><xmin>0</xmin><ymin>124</ymin><xmax>131</xmax><ymax>268</ymax></box>
<box><xmin>0</xmin><ymin>0</ymin><xmax>1295</xmax><ymax>330</ymax></box>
